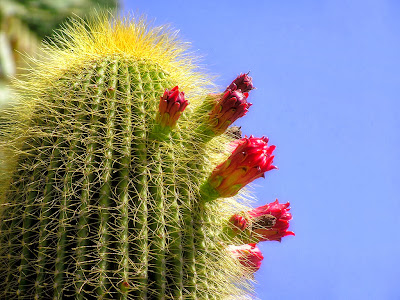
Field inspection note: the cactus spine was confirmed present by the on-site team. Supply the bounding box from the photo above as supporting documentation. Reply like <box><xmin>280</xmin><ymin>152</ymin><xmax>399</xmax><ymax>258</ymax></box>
<box><xmin>0</xmin><ymin>14</ymin><xmax>290</xmax><ymax>299</ymax></box>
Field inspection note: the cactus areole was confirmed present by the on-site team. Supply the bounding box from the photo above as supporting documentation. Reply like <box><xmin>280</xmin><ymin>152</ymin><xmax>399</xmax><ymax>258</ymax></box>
<box><xmin>0</xmin><ymin>14</ymin><xmax>294</xmax><ymax>299</ymax></box>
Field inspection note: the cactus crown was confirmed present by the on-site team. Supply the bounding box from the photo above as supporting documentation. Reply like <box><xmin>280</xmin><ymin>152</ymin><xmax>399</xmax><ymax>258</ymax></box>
<box><xmin>0</xmin><ymin>13</ymin><xmax>292</xmax><ymax>300</ymax></box>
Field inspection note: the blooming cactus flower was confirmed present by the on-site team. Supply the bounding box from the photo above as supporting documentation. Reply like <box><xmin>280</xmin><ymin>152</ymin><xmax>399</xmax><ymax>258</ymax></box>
<box><xmin>207</xmin><ymin>136</ymin><xmax>276</xmax><ymax>197</ymax></box>
<box><xmin>157</xmin><ymin>86</ymin><xmax>188</xmax><ymax>128</ymax></box>
<box><xmin>230</xmin><ymin>199</ymin><xmax>295</xmax><ymax>242</ymax></box>
<box><xmin>226</xmin><ymin>73</ymin><xmax>254</xmax><ymax>93</ymax></box>
<box><xmin>227</xmin><ymin>243</ymin><xmax>264</xmax><ymax>273</ymax></box>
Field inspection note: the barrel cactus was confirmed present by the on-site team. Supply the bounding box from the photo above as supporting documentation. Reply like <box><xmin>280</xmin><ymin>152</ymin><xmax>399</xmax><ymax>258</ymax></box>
<box><xmin>0</xmin><ymin>14</ymin><xmax>294</xmax><ymax>299</ymax></box>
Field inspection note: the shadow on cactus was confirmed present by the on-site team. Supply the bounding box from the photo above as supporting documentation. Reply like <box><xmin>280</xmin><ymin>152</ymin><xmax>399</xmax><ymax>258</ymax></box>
<box><xmin>0</xmin><ymin>13</ymin><xmax>294</xmax><ymax>299</ymax></box>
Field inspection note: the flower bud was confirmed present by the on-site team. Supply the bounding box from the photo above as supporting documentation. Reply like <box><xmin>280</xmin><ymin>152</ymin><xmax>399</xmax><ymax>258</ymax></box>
<box><xmin>229</xmin><ymin>214</ymin><xmax>249</xmax><ymax>232</ymax></box>
<box><xmin>208</xmin><ymin>90</ymin><xmax>251</xmax><ymax>134</ymax></box>
<box><xmin>157</xmin><ymin>86</ymin><xmax>188</xmax><ymax>128</ymax></box>
<box><xmin>226</xmin><ymin>73</ymin><xmax>254</xmax><ymax>93</ymax></box>
<box><xmin>227</xmin><ymin>243</ymin><xmax>264</xmax><ymax>273</ymax></box>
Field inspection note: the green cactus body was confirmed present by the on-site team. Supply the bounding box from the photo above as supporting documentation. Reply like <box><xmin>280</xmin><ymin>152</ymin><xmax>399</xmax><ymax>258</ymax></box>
<box><xmin>0</xmin><ymin>15</ymin><xmax>269</xmax><ymax>299</ymax></box>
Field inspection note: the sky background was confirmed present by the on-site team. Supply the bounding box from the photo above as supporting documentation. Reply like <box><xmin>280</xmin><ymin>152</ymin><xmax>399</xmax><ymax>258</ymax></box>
<box><xmin>120</xmin><ymin>1</ymin><xmax>400</xmax><ymax>299</ymax></box>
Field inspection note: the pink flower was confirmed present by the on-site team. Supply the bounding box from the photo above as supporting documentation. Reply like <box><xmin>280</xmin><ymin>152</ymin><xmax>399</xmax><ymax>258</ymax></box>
<box><xmin>208</xmin><ymin>90</ymin><xmax>251</xmax><ymax>134</ymax></box>
<box><xmin>230</xmin><ymin>199</ymin><xmax>295</xmax><ymax>242</ymax></box>
<box><xmin>226</xmin><ymin>73</ymin><xmax>254</xmax><ymax>93</ymax></box>
<box><xmin>207</xmin><ymin>136</ymin><xmax>276</xmax><ymax>197</ymax></box>
<box><xmin>157</xmin><ymin>86</ymin><xmax>188</xmax><ymax>128</ymax></box>
<box><xmin>227</xmin><ymin>243</ymin><xmax>264</xmax><ymax>273</ymax></box>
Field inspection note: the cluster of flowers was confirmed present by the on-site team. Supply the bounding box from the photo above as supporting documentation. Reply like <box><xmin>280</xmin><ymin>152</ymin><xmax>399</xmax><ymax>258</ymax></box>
<box><xmin>227</xmin><ymin>200</ymin><xmax>294</xmax><ymax>273</ymax></box>
<box><xmin>157</xmin><ymin>74</ymin><xmax>294</xmax><ymax>274</ymax></box>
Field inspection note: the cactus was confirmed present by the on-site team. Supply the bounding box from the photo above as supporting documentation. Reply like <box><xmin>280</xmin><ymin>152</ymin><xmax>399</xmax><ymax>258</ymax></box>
<box><xmin>0</xmin><ymin>14</ymin><xmax>293</xmax><ymax>299</ymax></box>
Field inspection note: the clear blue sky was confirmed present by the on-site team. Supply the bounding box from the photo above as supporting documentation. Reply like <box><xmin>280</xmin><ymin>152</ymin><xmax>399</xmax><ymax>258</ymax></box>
<box><xmin>121</xmin><ymin>1</ymin><xmax>400</xmax><ymax>299</ymax></box>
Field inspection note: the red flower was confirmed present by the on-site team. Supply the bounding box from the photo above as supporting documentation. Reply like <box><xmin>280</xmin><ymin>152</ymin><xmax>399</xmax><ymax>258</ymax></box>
<box><xmin>227</xmin><ymin>243</ymin><xmax>264</xmax><ymax>273</ymax></box>
<box><xmin>230</xmin><ymin>199</ymin><xmax>295</xmax><ymax>242</ymax></box>
<box><xmin>157</xmin><ymin>86</ymin><xmax>188</xmax><ymax>128</ymax></box>
<box><xmin>208</xmin><ymin>90</ymin><xmax>251</xmax><ymax>134</ymax></box>
<box><xmin>226</xmin><ymin>73</ymin><xmax>254</xmax><ymax>93</ymax></box>
<box><xmin>208</xmin><ymin>136</ymin><xmax>276</xmax><ymax>197</ymax></box>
